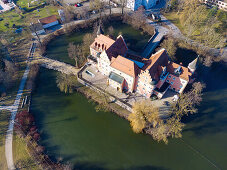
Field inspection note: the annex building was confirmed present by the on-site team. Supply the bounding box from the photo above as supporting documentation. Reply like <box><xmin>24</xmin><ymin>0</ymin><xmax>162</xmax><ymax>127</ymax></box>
<box><xmin>89</xmin><ymin>32</ymin><xmax>198</xmax><ymax>99</ymax></box>
<box><xmin>126</xmin><ymin>0</ymin><xmax>158</xmax><ymax>11</ymax></box>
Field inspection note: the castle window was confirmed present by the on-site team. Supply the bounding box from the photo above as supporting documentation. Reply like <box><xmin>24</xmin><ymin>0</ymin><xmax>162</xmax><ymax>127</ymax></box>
<box><xmin>171</xmin><ymin>82</ymin><xmax>174</xmax><ymax>85</ymax></box>
<box><xmin>180</xmin><ymin>85</ymin><xmax>183</xmax><ymax>88</ymax></box>
<box><xmin>167</xmin><ymin>80</ymin><xmax>169</xmax><ymax>82</ymax></box>
<box><xmin>168</xmin><ymin>75</ymin><xmax>171</xmax><ymax>78</ymax></box>
<box><xmin>173</xmin><ymin>77</ymin><xmax>175</xmax><ymax>80</ymax></box>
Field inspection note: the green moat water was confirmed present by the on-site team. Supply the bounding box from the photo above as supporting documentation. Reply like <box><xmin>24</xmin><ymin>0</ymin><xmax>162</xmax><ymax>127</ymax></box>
<box><xmin>31</xmin><ymin>23</ymin><xmax>227</xmax><ymax>169</ymax></box>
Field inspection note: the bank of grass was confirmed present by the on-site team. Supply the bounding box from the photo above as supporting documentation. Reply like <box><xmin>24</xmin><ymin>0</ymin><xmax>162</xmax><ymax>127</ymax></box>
<box><xmin>0</xmin><ymin>110</ymin><xmax>39</xmax><ymax>170</ymax></box>
<box><xmin>0</xmin><ymin>110</ymin><xmax>10</xmax><ymax>169</ymax></box>
<box><xmin>16</xmin><ymin>0</ymin><xmax>46</xmax><ymax>10</ymax></box>
<box><xmin>0</xmin><ymin>5</ymin><xmax>59</xmax><ymax>33</ymax></box>
<box><xmin>77</xmin><ymin>86</ymin><xmax>130</xmax><ymax>119</ymax></box>
<box><xmin>162</xmin><ymin>12</ymin><xmax>184</xmax><ymax>33</ymax></box>
<box><xmin>13</xmin><ymin>135</ymin><xmax>40</xmax><ymax>170</ymax></box>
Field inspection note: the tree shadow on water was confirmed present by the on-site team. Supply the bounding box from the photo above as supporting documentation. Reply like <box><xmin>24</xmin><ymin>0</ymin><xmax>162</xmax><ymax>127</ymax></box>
<box><xmin>128</xmin><ymin>165</ymin><xmax>169</xmax><ymax>170</ymax></box>
<box><xmin>181</xmin><ymin>98</ymin><xmax>227</xmax><ymax>137</ymax></box>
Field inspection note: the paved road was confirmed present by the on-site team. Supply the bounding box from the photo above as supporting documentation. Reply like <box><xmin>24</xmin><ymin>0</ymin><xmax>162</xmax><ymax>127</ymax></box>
<box><xmin>3</xmin><ymin>42</ymin><xmax>36</xmax><ymax>170</ymax></box>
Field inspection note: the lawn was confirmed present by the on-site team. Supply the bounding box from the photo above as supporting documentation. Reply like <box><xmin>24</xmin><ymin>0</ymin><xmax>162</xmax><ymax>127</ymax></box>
<box><xmin>162</xmin><ymin>12</ymin><xmax>184</xmax><ymax>34</ymax></box>
<box><xmin>0</xmin><ymin>5</ymin><xmax>59</xmax><ymax>32</ymax></box>
<box><xmin>13</xmin><ymin>135</ymin><xmax>40</xmax><ymax>170</ymax></box>
<box><xmin>0</xmin><ymin>110</ymin><xmax>39</xmax><ymax>170</ymax></box>
<box><xmin>0</xmin><ymin>110</ymin><xmax>10</xmax><ymax>169</ymax></box>
<box><xmin>16</xmin><ymin>0</ymin><xmax>46</xmax><ymax>10</ymax></box>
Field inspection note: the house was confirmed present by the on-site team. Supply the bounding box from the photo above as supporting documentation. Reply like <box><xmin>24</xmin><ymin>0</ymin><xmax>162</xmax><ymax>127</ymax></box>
<box><xmin>89</xmin><ymin>33</ymin><xmax>197</xmax><ymax>99</ymax></box>
<box><xmin>89</xmin><ymin>31</ymin><xmax>128</xmax><ymax>66</ymax></box>
<box><xmin>137</xmin><ymin>49</ymin><xmax>194</xmax><ymax>98</ymax></box>
<box><xmin>29</xmin><ymin>23</ymin><xmax>45</xmax><ymax>36</ymax></box>
<box><xmin>126</xmin><ymin>0</ymin><xmax>158</xmax><ymax>11</ymax></box>
<box><xmin>38</xmin><ymin>15</ymin><xmax>59</xmax><ymax>29</ymax></box>
<box><xmin>200</xmin><ymin>0</ymin><xmax>227</xmax><ymax>11</ymax></box>
<box><xmin>109</xmin><ymin>55</ymin><xmax>140</xmax><ymax>92</ymax></box>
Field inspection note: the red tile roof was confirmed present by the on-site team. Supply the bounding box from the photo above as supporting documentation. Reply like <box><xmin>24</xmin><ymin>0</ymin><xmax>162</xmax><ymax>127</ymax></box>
<box><xmin>90</xmin><ymin>34</ymin><xmax>115</xmax><ymax>53</ymax></box>
<box><xmin>110</xmin><ymin>55</ymin><xmax>140</xmax><ymax>77</ymax></box>
<box><xmin>167</xmin><ymin>62</ymin><xmax>192</xmax><ymax>81</ymax></box>
<box><xmin>39</xmin><ymin>15</ymin><xmax>58</xmax><ymax>25</ymax></box>
<box><xmin>106</xmin><ymin>35</ymin><xmax>128</xmax><ymax>58</ymax></box>
<box><xmin>142</xmin><ymin>49</ymin><xmax>169</xmax><ymax>80</ymax></box>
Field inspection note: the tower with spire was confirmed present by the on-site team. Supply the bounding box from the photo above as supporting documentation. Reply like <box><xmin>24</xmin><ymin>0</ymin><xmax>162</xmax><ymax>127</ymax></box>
<box><xmin>188</xmin><ymin>56</ymin><xmax>199</xmax><ymax>74</ymax></box>
<box><xmin>97</xmin><ymin>24</ymin><xmax>104</xmax><ymax>35</ymax></box>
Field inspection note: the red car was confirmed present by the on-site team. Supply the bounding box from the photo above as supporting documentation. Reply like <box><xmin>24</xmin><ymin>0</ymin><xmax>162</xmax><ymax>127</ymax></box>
<box><xmin>74</xmin><ymin>4</ymin><xmax>78</xmax><ymax>7</ymax></box>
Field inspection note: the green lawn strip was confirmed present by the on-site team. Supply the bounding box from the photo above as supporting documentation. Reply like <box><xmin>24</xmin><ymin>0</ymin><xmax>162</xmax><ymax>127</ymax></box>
<box><xmin>0</xmin><ymin>110</ymin><xmax>10</xmax><ymax>169</ymax></box>
<box><xmin>16</xmin><ymin>0</ymin><xmax>46</xmax><ymax>10</ymax></box>
<box><xmin>163</xmin><ymin>12</ymin><xmax>184</xmax><ymax>34</ymax></box>
<box><xmin>0</xmin><ymin>5</ymin><xmax>59</xmax><ymax>32</ymax></box>
<box><xmin>78</xmin><ymin>86</ymin><xmax>130</xmax><ymax>118</ymax></box>
<box><xmin>13</xmin><ymin>134</ymin><xmax>41</xmax><ymax>170</ymax></box>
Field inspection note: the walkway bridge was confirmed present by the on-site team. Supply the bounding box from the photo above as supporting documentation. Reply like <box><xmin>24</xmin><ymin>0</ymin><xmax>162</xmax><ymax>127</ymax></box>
<box><xmin>33</xmin><ymin>55</ymin><xmax>79</xmax><ymax>75</ymax></box>
<box><xmin>141</xmin><ymin>31</ymin><xmax>164</xmax><ymax>58</ymax></box>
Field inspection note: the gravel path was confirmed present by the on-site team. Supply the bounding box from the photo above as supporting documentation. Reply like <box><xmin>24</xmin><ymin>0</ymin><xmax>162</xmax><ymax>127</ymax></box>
<box><xmin>3</xmin><ymin>43</ymin><xmax>36</xmax><ymax>170</ymax></box>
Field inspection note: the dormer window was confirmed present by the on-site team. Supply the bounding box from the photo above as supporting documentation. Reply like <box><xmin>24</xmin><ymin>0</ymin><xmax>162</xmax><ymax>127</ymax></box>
<box><xmin>95</xmin><ymin>42</ymin><xmax>97</xmax><ymax>47</ymax></box>
<box><xmin>102</xmin><ymin>44</ymin><xmax>104</xmax><ymax>49</ymax></box>
<box><xmin>174</xmin><ymin>66</ymin><xmax>182</xmax><ymax>75</ymax></box>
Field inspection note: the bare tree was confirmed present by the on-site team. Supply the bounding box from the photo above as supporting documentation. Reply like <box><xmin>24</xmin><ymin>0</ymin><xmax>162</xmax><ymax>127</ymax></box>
<box><xmin>119</xmin><ymin>0</ymin><xmax>127</xmax><ymax>14</ymax></box>
<box><xmin>63</xmin><ymin>7</ymin><xmax>74</xmax><ymax>23</ymax></box>
<box><xmin>107</xmin><ymin>26</ymin><xmax>114</xmax><ymax>37</ymax></box>
<box><xmin>82</xmin><ymin>33</ymin><xmax>95</xmax><ymax>56</ymax></box>
<box><xmin>68</xmin><ymin>43</ymin><xmax>79</xmax><ymax>68</ymax></box>
<box><xmin>160</xmin><ymin>36</ymin><xmax>177</xmax><ymax>61</ymax></box>
<box><xmin>130</xmin><ymin>6</ymin><xmax>146</xmax><ymax>29</ymax></box>
<box><xmin>171</xmin><ymin>82</ymin><xmax>205</xmax><ymax>118</ymax></box>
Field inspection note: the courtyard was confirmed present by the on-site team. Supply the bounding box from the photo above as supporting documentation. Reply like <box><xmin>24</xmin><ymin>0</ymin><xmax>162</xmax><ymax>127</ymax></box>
<box><xmin>81</xmin><ymin>64</ymin><xmax>177</xmax><ymax>117</ymax></box>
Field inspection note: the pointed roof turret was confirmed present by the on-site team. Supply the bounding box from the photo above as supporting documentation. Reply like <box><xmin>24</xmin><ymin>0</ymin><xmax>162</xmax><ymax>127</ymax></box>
<box><xmin>188</xmin><ymin>56</ymin><xmax>199</xmax><ymax>73</ymax></box>
<box><xmin>97</xmin><ymin>25</ymin><xmax>104</xmax><ymax>35</ymax></box>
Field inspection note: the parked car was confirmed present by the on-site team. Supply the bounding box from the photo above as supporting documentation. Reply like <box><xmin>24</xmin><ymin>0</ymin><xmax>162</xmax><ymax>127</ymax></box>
<box><xmin>74</xmin><ymin>4</ymin><xmax>78</xmax><ymax>7</ymax></box>
<box><xmin>77</xmin><ymin>3</ymin><xmax>83</xmax><ymax>7</ymax></box>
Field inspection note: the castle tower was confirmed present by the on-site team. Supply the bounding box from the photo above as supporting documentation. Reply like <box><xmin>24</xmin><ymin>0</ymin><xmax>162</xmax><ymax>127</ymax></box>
<box><xmin>188</xmin><ymin>56</ymin><xmax>199</xmax><ymax>74</ymax></box>
<box><xmin>97</xmin><ymin>25</ymin><xmax>104</xmax><ymax>35</ymax></box>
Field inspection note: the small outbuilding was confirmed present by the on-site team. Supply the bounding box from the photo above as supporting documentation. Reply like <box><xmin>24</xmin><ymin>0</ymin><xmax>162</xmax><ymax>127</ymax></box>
<box><xmin>38</xmin><ymin>15</ymin><xmax>59</xmax><ymax>29</ymax></box>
